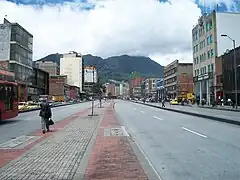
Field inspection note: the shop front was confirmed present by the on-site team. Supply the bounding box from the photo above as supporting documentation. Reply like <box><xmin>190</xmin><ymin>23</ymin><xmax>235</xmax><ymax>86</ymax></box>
<box><xmin>194</xmin><ymin>72</ymin><xmax>214</xmax><ymax>104</ymax></box>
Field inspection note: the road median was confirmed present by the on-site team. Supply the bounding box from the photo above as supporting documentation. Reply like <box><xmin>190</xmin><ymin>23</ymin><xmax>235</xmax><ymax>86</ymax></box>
<box><xmin>132</xmin><ymin>100</ymin><xmax>240</xmax><ymax>126</ymax></box>
<box><xmin>19</xmin><ymin>101</ymin><xmax>90</xmax><ymax>113</ymax></box>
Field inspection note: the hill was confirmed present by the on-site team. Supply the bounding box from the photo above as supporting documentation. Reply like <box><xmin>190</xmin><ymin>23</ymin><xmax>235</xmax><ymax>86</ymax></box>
<box><xmin>36</xmin><ymin>53</ymin><xmax>164</xmax><ymax>82</ymax></box>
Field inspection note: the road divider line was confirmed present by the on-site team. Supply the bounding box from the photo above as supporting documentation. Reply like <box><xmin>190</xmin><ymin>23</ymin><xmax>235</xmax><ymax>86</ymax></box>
<box><xmin>181</xmin><ymin>127</ymin><xmax>208</xmax><ymax>138</ymax></box>
<box><xmin>140</xmin><ymin>111</ymin><xmax>145</xmax><ymax>113</ymax></box>
<box><xmin>121</xmin><ymin>126</ymin><xmax>130</xmax><ymax>136</ymax></box>
<box><xmin>153</xmin><ymin>116</ymin><xmax>163</xmax><ymax>120</ymax></box>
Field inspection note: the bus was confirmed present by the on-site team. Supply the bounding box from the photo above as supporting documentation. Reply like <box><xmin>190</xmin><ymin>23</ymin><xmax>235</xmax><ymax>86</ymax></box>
<box><xmin>0</xmin><ymin>68</ymin><xmax>18</xmax><ymax>120</ymax></box>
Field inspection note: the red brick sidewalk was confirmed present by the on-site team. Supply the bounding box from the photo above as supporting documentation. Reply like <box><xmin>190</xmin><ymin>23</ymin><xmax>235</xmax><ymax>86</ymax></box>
<box><xmin>84</xmin><ymin>103</ymin><xmax>148</xmax><ymax>180</ymax></box>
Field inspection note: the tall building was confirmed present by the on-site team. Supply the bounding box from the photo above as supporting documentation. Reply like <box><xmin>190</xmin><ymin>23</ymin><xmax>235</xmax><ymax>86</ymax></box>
<box><xmin>164</xmin><ymin>60</ymin><xmax>193</xmax><ymax>99</ymax></box>
<box><xmin>34</xmin><ymin>60</ymin><xmax>60</xmax><ymax>76</ymax></box>
<box><xmin>192</xmin><ymin>11</ymin><xmax>240</xmax><ymax>103</ymax></box>
<box><xmin>60</xmin><ymin>51</ymin><xmax>84</xmax><ymax>92</ymax></box>
<box><xmin>0</xmin><ymin>18</ymin><xmax>33</xmax><ymax>83</ymax></box>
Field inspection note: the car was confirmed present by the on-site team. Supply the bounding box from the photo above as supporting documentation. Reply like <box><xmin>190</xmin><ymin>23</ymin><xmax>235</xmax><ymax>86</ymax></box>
<box><xmin>170</xmin><ymin>99</ymin><xmax>178</xmax><ymax>105</ymax></box>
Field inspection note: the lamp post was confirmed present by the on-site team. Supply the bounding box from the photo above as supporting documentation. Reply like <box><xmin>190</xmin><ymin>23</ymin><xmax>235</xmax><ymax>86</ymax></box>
<box><xmin>221</xmin><ymin>34</ymin><xmax>237</xmax><ymax>109</ymax></box>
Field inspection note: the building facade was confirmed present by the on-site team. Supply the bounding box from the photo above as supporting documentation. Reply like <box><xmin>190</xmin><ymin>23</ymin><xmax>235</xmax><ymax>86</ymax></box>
<box><xmin>222</xmin><ymin>46</ymin><xmax>240</xmax><ymax>105</ymax></box>
<box><xmin>28</xmin><ymin>67</ymin><xmax>49</xmax><ymax>101</ymax></box>
<box><xmin>60</xmin><ymin>51</ymin><xmax>84</xmax><ymax>92</ymax></box>
<box><xmin>49</xmin><ymin>75</ymin><xmax>69</xmax><ymax>100</ymax></box>
<box><xmin>34</xmin><ymin>60</ymin><xmax>60</xmax><ymax>76</ymax></box>
<box><xmin>164</xmin><ymin>60</ymin><xmax>193</xmax><ymax>99</ymax></box>
<box><xmin>192</xmin><ymin>11</ymin><xmax>240</xmax><ymax>103</ymax></box>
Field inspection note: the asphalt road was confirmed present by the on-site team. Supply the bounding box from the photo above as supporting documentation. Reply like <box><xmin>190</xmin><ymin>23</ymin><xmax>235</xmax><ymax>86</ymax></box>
<box><xmin>146</xmin><ymin>102</ymin><xmax>240</xmax><ymax>122</ymax></box>
<box><xmin>115</xmin><ymin>100</ymin><xmax>240</xmax><ymax>180</ymax></box>
<box><xmin>0</xmin><ymin>102</ymin><xmax>93</xmax><ymax>144</ymax></box>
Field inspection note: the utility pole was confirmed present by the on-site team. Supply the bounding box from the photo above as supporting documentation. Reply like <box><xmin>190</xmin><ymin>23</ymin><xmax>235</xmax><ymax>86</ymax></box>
<box><xmin>91</xmin><ymin>66</ymin><xmax>95</xmax><ymax>115</ymax></box>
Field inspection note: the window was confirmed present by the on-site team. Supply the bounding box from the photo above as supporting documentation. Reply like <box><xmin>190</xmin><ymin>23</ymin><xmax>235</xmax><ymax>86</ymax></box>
<box><xmin>196</xmin><ymin>57</ymin><xmax>199</xmax><ymax>64</ymax></box>
<box><xmin>207</xmin><ymin>51</ymin><xmax>211</xmax><ymax>59</ymax></box>
<box><xmin>194</xmin><ymin>58</ymin><xmax>196</xmax><ymax>64</ymax></box>
<box><xmin>207</xmin><ymin>35</ymin><xmax>213</xmax><ymax>45</ymax></box>
<box><xmin>197</xmin><ymin>69</ymin><xmax>200</xmax><ymax>75</ymax></box>
<box><xmin>211</xmin><ymin>49</ymin><xmax>214</xmax><ymax>57</ymax></box>
<box><xmin>208</xmin><ymin>64</ymin><xmax>211</xmax><ymax>72</ymax></box>
<box><xmin>211</xmin><ymin>63</ymin><xmax>214</xmax><ymax>72</ymax></box>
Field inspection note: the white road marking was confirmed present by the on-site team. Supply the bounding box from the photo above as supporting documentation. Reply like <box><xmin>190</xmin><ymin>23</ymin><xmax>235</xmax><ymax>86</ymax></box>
<box><xmin>153</xmin><ymin>116</ymin><xmax>163</xmax><ymax>120</ymax></box>
<box><xmin>181</xmin><ymin>127</ymin><xmax>208</xmax><ymax>138</ymax></box>
<box><xmin>133</xmin><ymin>135</ymin><xmax>163</xmax><ymax>180</ymax></box>
<box><xmin>123</xmin><ymin>126</ymin><xmax>162</xmax><ymax>180</ymax></box>
<box><xmin>121</xmin><ymin>126</ymin><xmax>130</xmax><ymax>136</ymax></box>
<box><xmin>140</xmin><ymin>111</ymin><xmax>145</xmax><ymax>113</ymax></box>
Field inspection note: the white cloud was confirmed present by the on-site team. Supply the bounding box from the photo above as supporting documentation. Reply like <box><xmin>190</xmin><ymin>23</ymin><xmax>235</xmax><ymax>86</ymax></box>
<box><xmin>1</xmin><ymin>0</ymin><xmax>203</xmax><ymax>65</ymax></box>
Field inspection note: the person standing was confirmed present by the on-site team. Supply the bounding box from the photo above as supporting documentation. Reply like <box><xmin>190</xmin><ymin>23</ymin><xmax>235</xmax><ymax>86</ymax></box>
<box><xmin>39</xmin><ymin>100</ymin><xmax>52</xmax><ymax>134</ymax></box>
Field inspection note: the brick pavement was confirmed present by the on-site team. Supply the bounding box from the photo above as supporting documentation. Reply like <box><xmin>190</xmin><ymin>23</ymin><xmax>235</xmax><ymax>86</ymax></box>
<box><xmin>0</xmin><ymin>105</ymin><xmax>104</xmax><ymax>180</ymax></box>
<box><xmin>83</xmin><ymin>103</ymin><xmax>148</xmax><ymax>180</ymax></box>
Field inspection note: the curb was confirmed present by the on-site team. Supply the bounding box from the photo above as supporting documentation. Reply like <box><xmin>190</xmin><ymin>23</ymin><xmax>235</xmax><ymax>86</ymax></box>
<box><xmin>132</xmin><ymin>101</ymin><xmax>240</xmax><ymax>126</ymax></box>
<box><xmin>198</xmin><ymin>105</ymin><xmax>240</xmax><ymax>112</ymax></box>
<box><xmin>19</xmin><ymin>101</ymin><xmax>90</xmax><ymax>113</ymax></box>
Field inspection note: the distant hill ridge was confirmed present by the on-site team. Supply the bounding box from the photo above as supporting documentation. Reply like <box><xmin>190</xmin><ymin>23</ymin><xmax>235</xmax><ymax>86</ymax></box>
<box><xmin>36</xmin><ymin>53</ymin><xmax>164</xmax><ymax>82</ymax></box>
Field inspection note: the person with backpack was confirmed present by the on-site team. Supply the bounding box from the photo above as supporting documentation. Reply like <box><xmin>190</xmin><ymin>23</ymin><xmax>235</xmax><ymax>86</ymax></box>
<box><xmin>39</xmin><ymin>99</ymin><xmax>52</xmax><ymax>134</ymax></box>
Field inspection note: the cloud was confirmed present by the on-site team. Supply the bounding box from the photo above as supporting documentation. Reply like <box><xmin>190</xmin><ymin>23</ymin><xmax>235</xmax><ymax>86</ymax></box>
<box><xmin>0</xmin><ymin>0</ymin><xmax>204</xmax><ymax>65</ymax></box>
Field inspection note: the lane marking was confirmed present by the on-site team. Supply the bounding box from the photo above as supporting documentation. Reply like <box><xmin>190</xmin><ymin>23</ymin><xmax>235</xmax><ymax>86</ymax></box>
<box><xmin>121</xmin><ymin>126</ymin><xmax>130</xmax><ymax>136</ymax></box>
<box><xmin>123</xmin><ymin>126</ymin><xmax>162</xmax><ymax>180</ymax></box>
<box><xmin>153</xmin><ymin>116</ymin><xmax>163</xmax><ymax>120</ymax></box>
<box><xmin>140</xmin><ymin>111</ymin><xmax>145</xmax><ymax>113</ymax></box>
<box><xmin>181</xmin><ymin>127</ymin><xmax>208</xmax><ymax>138</ymax></box>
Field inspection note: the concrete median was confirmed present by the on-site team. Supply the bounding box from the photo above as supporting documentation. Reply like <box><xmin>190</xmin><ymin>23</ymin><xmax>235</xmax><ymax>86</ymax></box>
<box><xmin>19</xmin><ymin>101</ymin><xmax>89</xmax><ymax>113</ymax></box>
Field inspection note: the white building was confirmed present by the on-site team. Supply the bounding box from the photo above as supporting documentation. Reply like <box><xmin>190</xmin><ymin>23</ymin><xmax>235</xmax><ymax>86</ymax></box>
<box><xmin>60</xmin><ymin>51</ymin><xmax>84</xmax><ymax>92</ymax></box>
<box><xmin>192</xmin><ymin>11</ymin><xmax>240</xmax><ymax>103</ymax></box>
<box><xmin>84</xmin><ymin>66</ymin><xmax>97</xmax><ymax>83</ymax></box>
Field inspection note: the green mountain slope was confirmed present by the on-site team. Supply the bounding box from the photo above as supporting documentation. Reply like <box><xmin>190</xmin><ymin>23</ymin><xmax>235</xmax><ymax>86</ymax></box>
<box><xmin>36</xmin><ymin>53</ymin><xmax>164</xmax><ymax>82</ymax></box>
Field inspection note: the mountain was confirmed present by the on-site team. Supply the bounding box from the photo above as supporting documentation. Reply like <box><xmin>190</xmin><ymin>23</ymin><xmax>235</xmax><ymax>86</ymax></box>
<box><xmin>36</xmin><ymin>53</ymin><xmax>164</xmax><ymax>82</ymax></box>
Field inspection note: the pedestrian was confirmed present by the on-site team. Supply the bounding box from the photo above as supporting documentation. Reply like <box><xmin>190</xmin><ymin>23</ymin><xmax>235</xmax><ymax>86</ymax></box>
<box><xmin>162</xmin><ymin>99</ymin><xmax>165</xmax><ymax>107</ymax></box>
<box><xmin>39</xmin><ymin>99</ymin><xmax>52</xmax><ymax>134</ymax></box>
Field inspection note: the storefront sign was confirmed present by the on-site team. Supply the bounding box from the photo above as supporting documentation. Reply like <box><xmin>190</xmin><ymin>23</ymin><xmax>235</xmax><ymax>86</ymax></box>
<box><xmin>195</xmin><ymin>72</ymin><xmax>213</xmax><ymax>82</ymax></box>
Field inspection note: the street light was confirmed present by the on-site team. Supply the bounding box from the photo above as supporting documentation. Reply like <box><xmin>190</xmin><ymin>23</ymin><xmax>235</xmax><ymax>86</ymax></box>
<box><xmin>221</xmin><ymin>34</ymin><xmax>237</xmax><ymax>109</ymax></box>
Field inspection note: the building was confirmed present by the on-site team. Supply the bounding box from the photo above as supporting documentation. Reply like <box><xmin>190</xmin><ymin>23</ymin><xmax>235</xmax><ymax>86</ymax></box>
<box><xmin>129</xmin><ymin>77</ymin><xmax>144</xmax><ymax>89</ymax></box>
<box><xmin>0</xmin><ymin>18</ymin><xmax>33</xmax><ymax>100</ymax></box>
<box><xmin>0</xmin><ymin>18</ymin><xmax>33</xmax><ymax>83</ymax></box>
<box><xmin>192</xmin><ymin>11</ymin><xmax>240</xmax><ymax>103</ymax></box>
<box><xmin>164</xmin><ymin>60</ymin><xmax>193</xmax><ymax>99</ymax></box>
<box><xmin>27</xmin><ymin>67</ymin><xmax>49</xmax><ymax>101</ymax></box>
<box><xmin>84</xmin><ymin>66</ymin><xmax>97</xmax><ymax>93</ymax></box>
<box><xmin>105</xmin><ymin>83</ymin><xmax>116</xmax><ymax>96</ymax></box>
<box><xmin>144</xmin><ymin>78</ymin><xmax>161</xmax><ymax>95</ymax></box>
<box><xmin>34</xmin><ymin>60</ymin><xmax>60</xmax><ymax>76</ymax></box>
<box><xmin>49</xmin><ymin>75</ymin><xmax>69</xmax><ymax>101</ymax></box>
<box><xmin>215</xmin><ymin>56</ymin><xmax>223</xmax><ymax>103</ymax></box>
<box><xmin>60</xmin><ymin>51</ymin><xmax>84</xmax><ymax>92</ymax></box>
<box><xmin>222</xmin><ymin>46</ymin><xmax>240</xmax><ymax>105</ymax></box>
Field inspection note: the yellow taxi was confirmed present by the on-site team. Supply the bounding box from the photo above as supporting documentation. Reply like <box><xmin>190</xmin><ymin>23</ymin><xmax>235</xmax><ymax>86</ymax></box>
<box><xmin>170</xmin><ymin>99</ymin><xmax>179</xmax><ymax>105</ymax></box>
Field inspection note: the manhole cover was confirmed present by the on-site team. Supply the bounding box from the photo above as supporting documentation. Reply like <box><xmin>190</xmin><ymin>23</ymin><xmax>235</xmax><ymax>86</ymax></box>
<box><xmin>104</xmin><ymin>127</ymin><xmax>126</xmax><ymax>136</ymax></box>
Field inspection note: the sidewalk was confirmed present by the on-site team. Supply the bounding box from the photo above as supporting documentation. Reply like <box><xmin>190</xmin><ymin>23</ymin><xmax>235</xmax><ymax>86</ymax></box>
<box><xmin>0</xmin><ymin>103</ymin><xmax>151</xmax><ymax>180</ymax></box>
<box><xmin>134</xmin><ymin>101</ymin><xmax>240</xmax><ymax>126</ymax></box>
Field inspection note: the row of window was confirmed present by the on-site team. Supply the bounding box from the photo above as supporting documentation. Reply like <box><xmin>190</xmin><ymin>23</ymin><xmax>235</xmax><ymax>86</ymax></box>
<box><xmin>11</xmin><ymin>25</ymin><xmax>33</xmax><ymax>51</ymax></box>
<box><xmin>192</xmin><ymin>20</ymin><xmax>213</xmax><ymax>41</ymax></box>
<box><xmin>194</xmin><ymin>49</ymin><xmax>215</xmax><ymax>65</ymax></box>
<box><xmin>10</xmin><ymin>44</ymin><xmax>32</xmax><ymax>67</ymax></box>
<box><xmin>193</xmin><ymin>34</ymin><xmax>213</xmax><ymax>53</ymax></box>
<box><xmin>194</xmin><ymin>63</ymin><xmax>214</xmax><ymax>76</ymax></box>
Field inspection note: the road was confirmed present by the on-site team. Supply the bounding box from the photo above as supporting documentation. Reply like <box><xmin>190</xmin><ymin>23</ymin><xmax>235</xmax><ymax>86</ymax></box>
<box><xmin>0</xmin><ymin>102</ymin><xmax>93</xmax><ymax>144</ymax></box>
<box><xmin>115</xmin><ymin>100</ymin><xmax>240</xmax><ymax>180</ymax></box>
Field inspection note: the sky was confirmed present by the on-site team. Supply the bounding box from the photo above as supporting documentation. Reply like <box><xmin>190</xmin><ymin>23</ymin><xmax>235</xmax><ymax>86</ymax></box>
<box><xmin>0</xmin><ymin>0</ymin><xmax>239</xmax><ymax>65</ymax></box>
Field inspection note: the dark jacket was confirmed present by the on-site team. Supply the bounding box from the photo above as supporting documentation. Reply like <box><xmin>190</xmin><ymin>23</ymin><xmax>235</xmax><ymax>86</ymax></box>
<box><xmin>39</xmin><ymin>102</ymin><xmax>52</xmax><ymax>119</ymax></box>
